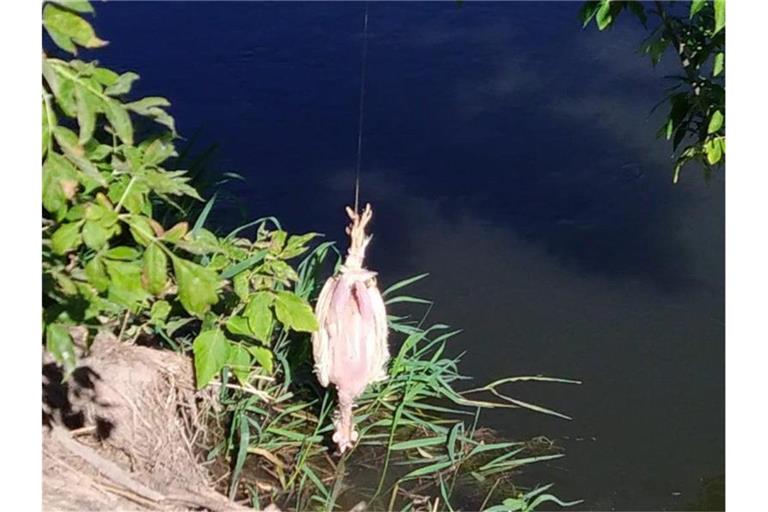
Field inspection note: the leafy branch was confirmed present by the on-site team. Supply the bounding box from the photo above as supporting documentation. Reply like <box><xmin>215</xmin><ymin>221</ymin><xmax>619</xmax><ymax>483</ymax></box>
<box><xmin>42</xmin><ymin>1</ymin><xmax>319</xmax><ymax>387</ymax></box>
<box><xmin>581</xmin><ymin>0</ymin><xmax>725</xmax><ymax>182</ymax></box>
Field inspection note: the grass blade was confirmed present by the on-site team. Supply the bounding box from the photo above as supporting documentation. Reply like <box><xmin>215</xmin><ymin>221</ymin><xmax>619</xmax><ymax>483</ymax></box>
<box><xmin>382</xmin><ymin>273</ymin><xmax>429</xmax><ymax>297</ymax></box>
<box><xmin>191</xmin><ymin>192</ymin><xmax>216</xmax><ymax>237</ymax></box>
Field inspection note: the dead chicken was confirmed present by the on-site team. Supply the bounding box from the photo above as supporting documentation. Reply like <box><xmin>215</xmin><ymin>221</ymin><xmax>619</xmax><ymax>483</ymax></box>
<box><xmin>312</xmin><ymin>203</ymin><xmax>390</xmax><ymax>453</ymax></box>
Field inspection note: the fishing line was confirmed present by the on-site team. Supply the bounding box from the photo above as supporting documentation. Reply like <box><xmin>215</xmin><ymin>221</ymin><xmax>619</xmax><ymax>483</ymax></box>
<box><xmin>353</xmin><ymin>3</ymin><xmax>369</xmax><ymax>214</ymax></box>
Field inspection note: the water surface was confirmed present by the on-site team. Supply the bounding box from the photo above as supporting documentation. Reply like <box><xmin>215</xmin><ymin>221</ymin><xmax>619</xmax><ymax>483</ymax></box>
<box><xmin>85</xmin><ymin>2</ymin><xmax>724</xmax><ymax>509</ymax></box>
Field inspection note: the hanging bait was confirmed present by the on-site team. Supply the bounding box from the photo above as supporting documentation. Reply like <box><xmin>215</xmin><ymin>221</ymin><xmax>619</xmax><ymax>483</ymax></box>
<box><xmin>312</xmin><ymin>203</ymin><xmax>390</xmax><ymax>453</ymax></box>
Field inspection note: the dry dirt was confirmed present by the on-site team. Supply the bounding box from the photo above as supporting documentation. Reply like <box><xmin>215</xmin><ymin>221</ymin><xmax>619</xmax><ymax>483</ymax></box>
<box><xmin>42</xmin><ymin>330</ymin><xmax>268</xmax><ymax>512</ymax></box>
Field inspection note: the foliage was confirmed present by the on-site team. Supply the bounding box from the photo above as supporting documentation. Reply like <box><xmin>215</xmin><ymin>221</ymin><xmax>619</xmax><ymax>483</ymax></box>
<box><xmin>580</xmin><ymin>0</ymin><xmax>725</xmax><ymax>183</ymax></box>
<box><xmin>484</xmin><ymin>484</ymin><xmax>582</xmax><ymax>512</ymax></box>
<box><xmin>214</xmin><ymin>255</ymin><xmax>582</xmax><ymax>510</ymax></box>
<box><xmin>42</xmin><ymin>0</ymin><xmax>318</xmax><ymax>387</ymax></box>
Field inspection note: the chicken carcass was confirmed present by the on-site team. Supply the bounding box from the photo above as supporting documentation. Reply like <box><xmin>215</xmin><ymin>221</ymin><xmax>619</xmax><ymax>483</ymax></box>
<box><xmin>312</xmin><ymin>203</ymin><xmax>390</xmax><ymax>453</ymax></box>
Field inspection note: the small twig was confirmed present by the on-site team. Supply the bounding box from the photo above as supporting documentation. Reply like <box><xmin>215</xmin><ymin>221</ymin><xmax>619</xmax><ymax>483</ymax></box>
<box><xmin>116</xmin><ymin>310</ymin><xmax>130</xmax><ymax>343</ymax></box>
<box><xmin>209</xmin><ymin>381</ymin><xmax>274</xmax><ymax>401</ymax></box>
<box><xmin>387</xmin><ymin>482</ymin><xmax>399</xmax><ymax>512</ymax></box>
<box><xmin>479</xmin><ymin>477</ymin><xmax>502</xmax><ymax>511</ymax></box>
<box><xmin>69</xmin><ymin>425</ymin><xmax>97</xmax><ymax>437</ymax></box>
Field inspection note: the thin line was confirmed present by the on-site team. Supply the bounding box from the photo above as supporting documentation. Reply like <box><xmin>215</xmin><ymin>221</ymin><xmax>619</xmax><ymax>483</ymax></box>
<box><xmin>354</xmin><ymin>3</ymin><xmax>369</xmax><ymax>214</ymax></box>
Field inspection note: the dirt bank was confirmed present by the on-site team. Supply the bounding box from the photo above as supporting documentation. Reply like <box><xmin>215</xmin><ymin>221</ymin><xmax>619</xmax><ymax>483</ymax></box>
<box><xmin>42</xmin><ymin>331</ymin><xmax>264</xmax><ymax>512</ymax></box>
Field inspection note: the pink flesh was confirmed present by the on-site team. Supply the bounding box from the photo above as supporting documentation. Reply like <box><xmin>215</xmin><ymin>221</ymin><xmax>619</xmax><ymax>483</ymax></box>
<box><xmin>327</xmin><ymin>278</ymin><xmax>377</xmax><ymax>451</ymax></box>
<box><xmin>328</xmin><ymin>278</ymin><xmax>372</xmax><ymax>397</ymax></box>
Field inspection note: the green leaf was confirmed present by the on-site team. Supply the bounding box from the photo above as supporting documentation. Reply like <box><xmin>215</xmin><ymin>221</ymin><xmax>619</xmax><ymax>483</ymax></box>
<box><xmin>74</xmin><ymin>84</ymin><xmax>101</xmax><ymax>144</ymax></box>
<box><xmin>43</xmin><ymin>96</ymin><xmax>56</xmax><ymax>158</ymax></box>
<box><xmin>54</xmin><ymin>271</ymin><xmax>78</xmax><ymax>296</ymax></box>
<box><xmin>173</xmin><ymin>256</ymin><xmax>221</xmax><ymax>318</ymax></box>
<box><xmin>233</xmin><ymin>272</ymin><xmax>250</xmax><ymax>301</ymax></box>
<box><xmin>579</xmin><ymin>1</ymin><xmax>600</xmax><ymax>28</ymax></box>
<box><xmin>84</xmin><ymin>203</ymin><xmax>105</xmax><ymax>221</ymax></box>
<box><xmin>42</xmin><ymin>170</ymin><xmax>66</xmax><ymax>215</ymax></box>
<box><xmin>192</xmin><ymin>329</ymin><xmax>230</xmax><ymax>388</ymax></box>
<box><xmin>144</xmin><ymin>106</ymin><xmax>177</xmax><ymax>135</ymax></box>
<box><xmin>104</xmin><ymin>260</ymin><xmax>150</xmax><ymax>309</ymax></box>
<box><xmin>51</xmin><ymin>1</ymin><xmax>94</xmax><ymax>14</ymax></box>
<box><xmin>595</xmin><ymin>0</ymin><xmax>613</xmax><ymax>31</ymax></box>
<box><xmin>245</xmin><ymin>291</ymin><xmax>274</xmax><ymax>342</ymax></box>
<box><xmin>105</xmin><ymin>246</ymin><xmax>141</xmax><ymax>260</ymax></box>
<box><xmin>273</xmin><ymin>291</ymin><xmax>318</xmax><ymax>333</ymax></box>
<box><xmin>93</xmin><ymin>67</ymin><xmax>119</xmax><ymax>86</ymax></box>
<box><xmin>43</xmin><ymin>3</ymin><xmax>106</xmax><ymax>54</ymax></box>
<box><xmin>53</xmin><ymin>126</ymin><xmax>106</xmax><ymax>186</ymax></box>
<box><xmin>65</xmin><ymin>205</ymin><xmax>86</xmax><ymax>221</ymax></box>
<box><xmin>248</xmin><ymin>346</ymin><xmax>274</xmax><ymax>374</ymax></box>
<box><xmin>128</xmin><ymin>216</ymin><xmax>155</xmax><ymax>246</ymax></box>
<box><xmin>143</xmin><ymin>243</ymin><xmax>168</xmax><ymax>295</ymax></box>
<box><xmin>46</xmin><ymin>25</ymin><xmax>77</xmax><ymax>54</ymax></box>
<box><xmin>108</xmin><ymin>92</ymin><xmax>171</xmax><ymax>132</ymax></box>
<box><xmin>266</xmin><ymin>259</ymin><xmax>299</xmax><ymax>283</ymax></box>
<box><xmin>270</xmin><ymin>230</ymin><xmax>288</xmax><ymax>254</ymax></box>
<box><xmin>705</xmin><ymin>137</ymin><xmax>723</xmax><ymax>165</ymax></box>
<box><xmin>104</xmin><ymin>99</ymin><xmax>133</xmax><ymax>145</ymax></box>
<box><xmin>123</xmin><ymin>146</ymin><xmax>143</xmax><ymax>171</ymax></box>
<box><xmin>225</xmin><ymin>316</ymin><xmax>254</xmax><ymax>337</ymax></box>
<box><xmin>46</xmin><ymin>324</ymin><xmax>77</xmax><ymax>377</ymax></box>
<box><xmin>42</xmin><ymin>59</ymin><xmax>60</xmax><ymax>100</ymax></box>
<box><xmin>707</xmin><ymin>110</ymin><xmax>724</xmax><ymax>134</ymax></box>
<box><xmin>104</xmin><ymin>72</ymin><xmax>140</xmax><ymax>96</ymax></box>
<box><xmin>150</xmin><ymin>300</ymin><xmax>171</xmax><ymax>325</ymax></box>
<box><xmin>84</xmin><ymin>256</ymin><xmax>109</xmax><ymax>292</ymax></box>
<box><xmin>644</xmin><ymin>36</ymin><xmax>668</xmax><ymax>66</ymax></box>
<box><xmin>50</xmin><ymin>124</ymin><xmax>77</xmax><ymax>151</ymax></box>
<box><xmin>101</xmin><ymin>209</ymin><xmax>120</xmax><ymax>229</ymax></box>
<box><xmin>175</xmin><ymin>237</ymin><xmax>219</xmax><ymax>256</ymax></box>
<box><xmin>690</xmin><ymin>0</ymin><xmax>706</xmax><ymax>18</ymax></box>
<box><xmin>664</xmin><ymin>118</ymin><xmax>673</xmax><ymax>140</ymax></box>
<box><xmin>126</xmin><ymin>96</ymin><xmax>171</xmax><ymax>115</ymax></box>
<box><xmin>163</xmin><ymin>222</ymin><xmax>189</xmax><ymax>243</ymax></box>
<box><xmin>143</xmin><ymin>139</ymin><xmax>177</xmax><ymax>166</ymax></box>
<box><xmin>52</xmin><ymin>75</ymin><xmax>77</xmax><ymax>117</ymax></box>
<box><xmin>124</xmin><ymin>97</ymin><xmax>178</xmax><ymax>134</ymax></box>
<box><xmin>714</xmin><ymin>0</ymin><xmax>725</xmax><ymax>34</ymax></box>
<box><xmin>82</xmin><ymin>220</ymin><xmax>109</xmax><ymax>250</ymax></box>
<box><xmin>227</xmin><ymin>344</ymin><xmax>252</xmax><ymax>385</ymax></box>
<box><xmin>144</xmin><ymin>169</ymin><xmax>201</xmax><ymax>199</ymax></box>
<box><xmin>43</xmin><ymin>153</ymin><xmax>78</xmax><ymax>214</ymax></box>
<box><xmin>51</xmin><ymin>221</ymin><xmax>83</xmax><ymax>255</ymax></box>
<box><xmin>281</xmin><ymin>233</ymin><xmax>319</xmax><ymax>259</ymax></box>
<box><xmin>673</xmin><ymin>160</ymin><xmax>684</xmax><ymax>185</ymax></box>
<box><xmin>713</xmin><ymin>52</ymin><xmax>724</xmax><ymax>77</ymax></box>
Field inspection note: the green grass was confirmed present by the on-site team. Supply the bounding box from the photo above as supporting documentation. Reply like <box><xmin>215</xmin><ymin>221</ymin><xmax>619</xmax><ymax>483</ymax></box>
<box><xmin>204</xmin><ymin>234</ymin><xmax>581</xmax><ymax>511</ymax></box>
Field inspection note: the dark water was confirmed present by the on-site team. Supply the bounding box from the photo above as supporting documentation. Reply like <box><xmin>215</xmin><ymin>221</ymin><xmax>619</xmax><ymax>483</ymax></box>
<box><xmin>82</xmin><ymin>2</ymin><xmax>724</xmax><ymax>510</ymax></box>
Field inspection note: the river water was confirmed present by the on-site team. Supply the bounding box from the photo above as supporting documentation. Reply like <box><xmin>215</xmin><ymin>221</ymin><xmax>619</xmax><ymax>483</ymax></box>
<box><xmin>84</xmin><ymin>2</ymin><xmax>724</xmax><ymax>510</ymax></box>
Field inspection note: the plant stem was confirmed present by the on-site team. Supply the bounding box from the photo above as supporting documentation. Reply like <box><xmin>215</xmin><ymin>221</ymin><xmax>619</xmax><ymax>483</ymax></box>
<box><xmin>114</xmin><ymin>176</ymin><xmax>137</xmax><ymax>214</ymax></box>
